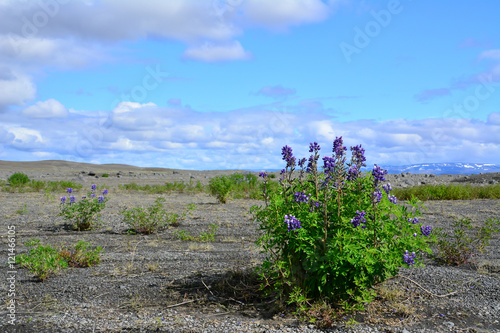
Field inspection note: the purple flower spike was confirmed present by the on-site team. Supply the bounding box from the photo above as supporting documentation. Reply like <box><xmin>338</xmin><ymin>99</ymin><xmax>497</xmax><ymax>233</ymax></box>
<box><xmin>91</xmin><ymin>184</ymin><xmax>97</xmax><ymax>191</ymax></box>
<box><xmin>372</xmin><ymin>189</ymin><xmax>382</xmax><ymax>203</ymax></box>
<box><xmin>350</xmin><ymin>144</ymin><xmax>366</xmax><ymax>166</ymax></box>
<box><xmin>350</xmin><ymin>210</ymin><xmax>366</xmax><ymax>228</ymax></box>
<box><xmin>69</xmin><ymin>196</ymin><xmax>76</xmax><ymax>204</ymax></box>
<box><xmin>421</xmin><ymin>225</ymin><xmax>432</xmax><ymax>236</ymax></box>
<box><xmin>284</xmin><ymin>215</ymin><xmax>301</xmax><ymax>232</ymax></box>
<box><xmin>91</xmin><ymin>193</ymin><xmax>96</xmax><ymax>198</ymax></box>
<box><xmin>408</xmin><ymin>217</ymin><xmax>419</xmax><ymax>224</ymax></box>
<box><xmin>67</xmin><ymin>188</ymin><xmax>73</xmax><ymax>194</ymax></box>
<box><xmin>259</xmin><ymin>172</ymin><xmax>268</xmax><ymax>178</ymax></box>
<box><xmin>389</xmin><ymin>195</ymin><xmax>397</xmax><ymax>204</ymax></box>
<box><xmin>309</xmin><ymin>142</ymin><xmax>321</xmax><ymax>153</ymax></box>
<box><xmin>103</xmin><ymin>189</ymin><xmax>108</xmax><ymax>195</ymax></box>
<box><xmin>293</xmin><ymin>191</ymin><xmax>311</xmax><ymax>204</ymax></box>
<box><xmin>347</xmin><ymin>165</ymin><xmax>359</xmax><ymax>181</ymax></box>
<box><xmin>403</xmin><ymin>250</ymin><xmax>417</xmax><ymax>266</ymax></box>
<box><xmin>382</xmin><ymin>183</ymin><xmax>392</xmax><ymax>194</ymax></box>
<box><xmin>98</xmin><ymin>196</ymin><xmax>104</xmax><ymax>204</ymax></box>
<box><xmin>281</xmin><ymin>145</ymin><xmax>296</xmax><ymax>168</ymax></box>
<box><xmin>372</xmin><ymin>164</ymin><xmax>388</xmax><ymax>183</ymax></box>
<box><xmin>298</xmin><ymin>158</ymin><xmax>307</xmax><ymax>168</ymax></box>
<box><xmin>60</xmin><ymin>196</ymin><xmax>66</xmax><ymax>204</ymax></box>
<box><xmin>333</xmin><ymin>137</ymin><xmax>347</xmax><ymax>158</ymax></box>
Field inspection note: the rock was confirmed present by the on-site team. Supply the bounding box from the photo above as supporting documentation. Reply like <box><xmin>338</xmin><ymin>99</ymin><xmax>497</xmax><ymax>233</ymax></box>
<box><xmin>401</xmin><ymin>173</ymin><xmax>405</xmax><ymax>177</ymax></box>
<box><xmin>117</xmin><ymin>175</ymin><xmax>121</xmax><ymax>178</ymax></box>
<box><xmin>78</xmin><ymin>174</ymin><xmax>87</xmax><ymax>182</ymax></box>
<box><xmin>190</xmin><ymin>175</ymin><xmax>195</xmax><ymax>179</ymax></box>
<box><xmin>173</xmin><ymin>171</ymin><xmax>180</xmax><ymax>174</ymax></box>
<box><xmin>95</xmin><ymin>175</ymin><xmax>99</xmax><ymax>178</ymax></box>
<box><xmin>404</xmin><ymin>179</ymin><xmax>415</xmax><ymax>186</ymax></box>
<box><xmin>88</xmin><ymin>171</ymin><xmax>96</xmax><ymax>176</ymax></box>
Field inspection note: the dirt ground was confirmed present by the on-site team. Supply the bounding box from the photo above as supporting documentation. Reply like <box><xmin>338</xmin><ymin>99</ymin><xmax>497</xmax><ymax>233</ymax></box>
<box><xmin>0</xmin><ymin>161</ymin><xmax>499</xmax><ymax>332</ymax></box>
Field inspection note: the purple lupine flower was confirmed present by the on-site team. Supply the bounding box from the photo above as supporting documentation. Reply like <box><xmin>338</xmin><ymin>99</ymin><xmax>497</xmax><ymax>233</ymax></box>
<box><xmin>322</xmin><ymin>156</ymin><xmax>335</xmax><ymax>175</ymax></box>
<box><xmin>91</xmin><ymin>184</ymin><xmax>97</xmax><ymax>191</ymax></box>
<box><xmin>347</xmin><ymin>165</ymin><xmax>359</xmax><ymax>181</ymax></box>
<box><xmin>350</xmin><ymin>144</ymin><xmax>366</xmax><ymax>166</ymax></box>
<box><xmin>103</xmin><ymin>189</ymin><xmax>108</xmax><ymax>195</ymax></box>
<box><xmin>69</xmin><ymin>196</ymin><xmax>76</xmax><ymax>204</ymax></box>
<box><xmin>91</xmin><ymin>193</ymin><xmax>96</xmax><ymax>198</ymax></box>
<box><xmin>306</xmin><ymin>154</ymin><xmax>318</xmax><ymax>173</ymax></box>
<box><xmin>309</xmin><ymin>142</ymin><xmax>321</xmax><ymax>153</ymax></box>
<box><xmin>60</xmin><ymin>196</ymin><xmax>66</xmax><ymax>204</ymax></box>
<box><xmin>382</xmin><ymin>183</ymin><xmax>393</xmax><ymax>194</ymax></box>
<box><xmin>372</xmin><ymin>189</ymin><xmax>382</xmax><ymax>203</ymax></box>
<box><xmin>408</xmin><ymin>217</ymin><xmax>419</xmax><ymax>224</ymax></box>
<box><xmin>98</xmin><ymin>196</ymin><xmax>104</xmax><ymax>204</ymax></box>
<box><xmin>413</xmin><ymin>233</ymin><xmax>417</xmax><ymax>237</ymax></box>
<box><xmin>350</xmin><ymin>210</ymin><xmax>366</xmax><ymax>228</ymax></box>
<box><xmin>332</xmin><ymin>136</ymin><xmax>347</xmax><ymax>158</ymax></box>
<box><xmin>284</xmin><ymin>215</ymin><xmax>301</xmax><ymax>232</ymax></box>
<box><xmin>293</xmin><ymin>191</ymin><xmax>311</xmax><ymax>204</ymax></box>
<box><xmin>403</xmin><ymin>250</ymin><xmax>417</xmax><ymax>266</ymax></box>
<box><xmin>281</xmin><ymin>145</ymin><xmax>296</xmax><ymax>168</ymax></box>
<box><xmin>372</xmin><ymin>164</ymin><xmax>388</xmax><ymax>183</ymax></box>
<box><xmin>388</xmin><ymin>195</ymin><xmax>397</xmax><ymax>204</ymax></box>
<box><xmin>298</xmin><ymin>158</ymin><xmax>307</xmax><ymax>168</ymax></box>
<box><xmin>67</xmin><ymin>188</ymin><xmax>73</xmax><ymax>194</ymax></box>
<box><xmin>259</xmin><ymin>172</ymin><xmax>268</xmax><ymax>178</ymax></box>
<box><xmin>421</xmin><ymin>225</ymin><xmax>432</xmax><ymax>236</ymax></box>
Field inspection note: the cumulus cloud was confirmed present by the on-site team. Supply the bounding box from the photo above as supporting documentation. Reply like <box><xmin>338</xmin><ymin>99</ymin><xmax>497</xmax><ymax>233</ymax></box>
<box><xmin>0</xmin><ymin>69</ymin><xmax>36</xmax><ymax>110</ymax></box>
<box><xmin>242</xmin><ymin>0</ymin><xmax>330</xmax><ymax>30</ymax></box>
<box><xmin>2</xmin><ymin>98</ymin><xmax>499</xmax><ymax>169</ymax></box>
<box><xmin>22</xmin><ymin>99</ymin><xmax>68</xmax><ymax>118</ymax></box>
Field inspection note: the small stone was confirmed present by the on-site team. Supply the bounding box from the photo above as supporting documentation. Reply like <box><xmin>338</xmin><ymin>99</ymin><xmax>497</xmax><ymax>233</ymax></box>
<box><xmin>88</xmin><ymin>171</ymin><xmax>95</xmax><ymax>176</ymax></box>
<box><xmin>443</xmin><ymin>321</ymin><xmax>454</xmax><ymax>329</ymax></box>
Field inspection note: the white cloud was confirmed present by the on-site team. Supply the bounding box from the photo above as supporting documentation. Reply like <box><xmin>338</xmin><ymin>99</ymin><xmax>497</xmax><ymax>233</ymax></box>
<box><xmin>0</xmin><ymin>70</ymin><xmax>36</xmax><ymax>109</ymax></box>
<box><xmin>183</xmin><ymin>41</ymin><xmax>251</xmax><ymax>62</ymax></box>
<box><xmin>243</xmin><ymin>0</ymin><xmax>330</xmax><ymax>30</ymax></box>
<box><xmin>23</xmin><ymin>99</ymin><xmax>68</xmax><ymax>118</ymax></box>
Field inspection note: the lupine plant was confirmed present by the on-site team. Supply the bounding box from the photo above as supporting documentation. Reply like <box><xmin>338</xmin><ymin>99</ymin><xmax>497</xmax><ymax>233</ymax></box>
<box><xmin>252</xmin><ymin>138</ymin><xmax>434</xmax><ymax>314</ymax></box>
<box><xmin>59</xmin><ymin>184</ymin><xmax>109</xmax><ymax>230</ymax></box>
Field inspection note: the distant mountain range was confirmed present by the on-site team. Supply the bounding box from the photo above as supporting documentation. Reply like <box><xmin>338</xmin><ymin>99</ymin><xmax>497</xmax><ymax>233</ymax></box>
<box><xmin>381</xmin><ymin>163</ymin><xmax>500</xmax><ymax>175</ymax></box>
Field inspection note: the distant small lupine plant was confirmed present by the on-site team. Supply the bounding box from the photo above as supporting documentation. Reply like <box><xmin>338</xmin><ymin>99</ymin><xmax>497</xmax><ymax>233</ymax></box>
<box><xmin>59</xmin><ymin>184</ymin><xmax>109</xmax><ymax>230</ymax></box>
<box><xmin>252</xmin><ymin>138</ymin><xmax>434</xmax><ymax>319</ymax></box>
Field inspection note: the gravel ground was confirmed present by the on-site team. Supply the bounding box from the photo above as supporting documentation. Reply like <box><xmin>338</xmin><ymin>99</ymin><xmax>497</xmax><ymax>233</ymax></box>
<box><xmin>0</xmin><ymin>161</ymin><xmax>499</xmax><ymax>332</ymax></box>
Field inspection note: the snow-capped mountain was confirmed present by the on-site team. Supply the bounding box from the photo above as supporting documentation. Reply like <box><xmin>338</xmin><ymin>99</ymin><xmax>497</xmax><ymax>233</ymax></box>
<box><xmin>382</xmin><ymin>163</ymin><xmax>500</xmax><ymax>175</ymax></box>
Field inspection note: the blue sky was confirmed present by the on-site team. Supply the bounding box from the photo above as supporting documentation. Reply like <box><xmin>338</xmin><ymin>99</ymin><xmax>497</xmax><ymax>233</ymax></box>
<box><xmin>0</xmin><ymin>0</ymin><xmax>499</xmax><ymax>170</ymax></box>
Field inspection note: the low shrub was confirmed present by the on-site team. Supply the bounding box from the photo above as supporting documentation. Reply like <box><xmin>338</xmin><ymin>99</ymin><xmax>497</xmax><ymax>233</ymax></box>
<box><xmin>57</xmin><ymin>241</ymin><xmax>103</xmax><ymax>267</ymax></box>
<box><xmin>59</xmin><ymin>185</ymin><xmax>109</xmax><ymax>230</ymax></box>
<box><xmin>121</xmin><ymin>198</ymin><xmax>194</xmax><ymax>234</ymax></box>
<box><xmin>102</xmin><ymin>173</ymin><xmax>109</xmax><ymax>178</ymax></box>
<box><xmin>432</xmin><ymin>217</ymin><xmax>500</xmax><ymax>265</ymax></box>
<box><xmin>252</xmin><ymin>138</ymin><xmax>434</xmax><ymax>321</ymax></box>
<box><xmin>208</xmin><ymin>176</ymin><xmax>233</xmax><ymax>203</ymax></box>
<box><xmin>16</xmin><ymin>239</ymin><xmax>103</xmax><ymax>281</ymax></box>
<box><xmin>15</xmin><ymin>239</ymin><xmax>69</xmax><ymax>281</ymax></box>
<box><xmin>174</xmin><ymin>223</ymin><xmax>219</xmax><ymax>242</ymax></box>
<box><xmin>8</xmin><ymin>172</ymin><xmax>30</xmax><ymax>186</ymax></box>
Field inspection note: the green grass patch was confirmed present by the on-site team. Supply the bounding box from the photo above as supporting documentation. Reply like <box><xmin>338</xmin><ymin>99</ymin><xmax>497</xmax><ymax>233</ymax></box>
<box><xmin>392</xmin><ymin>183</ymin><xmax>500</xmax><ymax>200</ymax></box>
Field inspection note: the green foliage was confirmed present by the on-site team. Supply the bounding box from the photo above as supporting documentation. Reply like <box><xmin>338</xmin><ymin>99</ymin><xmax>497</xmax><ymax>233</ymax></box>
<box><xmin>208</xmin><ymin>176</ymin><xmax>233</xmax><ymax>203</ymax></box>
<box><xmin>252</xmin><ymin>140</ymin><xmax>434</xmax><ymax>316</ymax></box>
<box><xmin>15</xmin><ymin>239</ymin><xmax>103</xmax><ymax>281</ymax></box>
<box><xmin>121</xmin><ymin>198</ymin><xmax>194</xmax><ymax>234</ymax></box>
<box><xmin>118</xmin><ymin>181</ymin><xmax>204</xmax><ymax>194</ymax></box>
<box><xmin>15</xmin><ymin>239</ymin><xmax>68</xmax><ymax>281</ymax></box>
<box><xmin>59</xmin><ymin>186</ymin><xmax>109</xmax><ymax>231</ymax></box>
<box><xmin>431</xmin><ymin>217</ymin><xmax>500</xmax><ymax>265</ymax></box>
<box><xmin>8</xmin><ymin>172</ymin><xmax>30</xmax><ymax>186</ymax></box>
<box><xmin>57</xmin><ymin>241</ymin><xmax>103</xmax><ymax>267</ymax></box>
<box><xmin>16</xmin><ymin>203</ymin><xmax>28</xmax><ymax>215</ymax></box>
<box><xmin>174</xmin><ymin>223</ymin><xmax>219</xmax><ymax>242</ymax></box>
<box><xmin>228</xmin><ymin>173</ymin><xmax>259</xmax><ymax>199</ymax></box>
<box><xmin>102</xmin><ymin>173</ymin><xmax>109</xmax><ymax>177</ymax></box>
<box><xmin>393</xmin><ymin>183</ymin><xmax>500</xmax><ymax>200</ymax></box>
